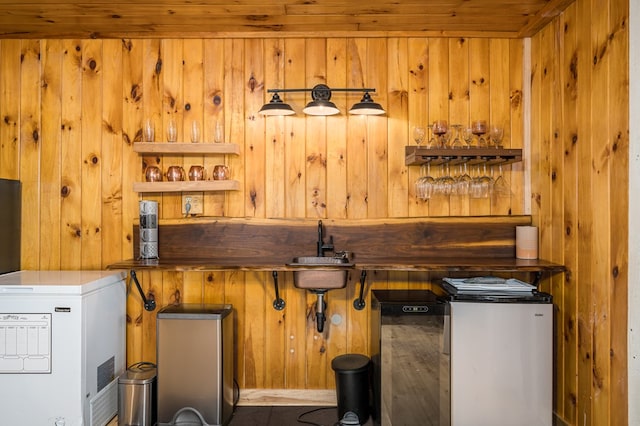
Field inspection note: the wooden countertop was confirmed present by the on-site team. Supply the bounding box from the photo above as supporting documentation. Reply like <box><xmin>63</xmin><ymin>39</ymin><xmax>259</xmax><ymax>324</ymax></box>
<box><xmin>108</xmin><ymin>257</ymin><xmax>565</xmax><ymax>273</ymax></box>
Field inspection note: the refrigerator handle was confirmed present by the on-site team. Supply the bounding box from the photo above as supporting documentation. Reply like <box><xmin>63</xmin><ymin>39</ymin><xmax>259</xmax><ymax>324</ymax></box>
<box><xmin>130</xmin><ymin>270</ymin><xmax>156</xmax><ymax>311</ymax></box>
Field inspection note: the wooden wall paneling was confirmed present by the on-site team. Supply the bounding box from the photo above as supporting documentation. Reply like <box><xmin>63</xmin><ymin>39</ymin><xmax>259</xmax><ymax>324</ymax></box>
<box><xmin>20</xmin><ymin>40</ymin><xmax>41</xmax><ymax>270</ymax></box>
<box><xmin>536</xmin><ymin>24</ymin><xmax>554</xmax><ymax>291</ymax></box>
<box><xmin>245</xmin><ymin>38</ymin><xmax>266</xmax><ymax>218</ymax></box>
<box><xmin>560</xmin><ymin>4</ymin><xmax>579</xmax><ymax>422</ymax></box>
<box><xmin>590</xmin><ymin>0</ymin><xmax>613</xmax><ymax>422</ymax></box>
<box><xmin>40</xmin><ymin>40</ymin><xmax>63</xmax><ymax>270</ymax></box>
<box><xmin>161</xmin><ymin>39</ymin><xmax>184</xmax><ymax>219</ymax></box>
<box><xmin>122</xmin><ymin>39</ymin><xmax>144</xmax><ymax>366</ymax></box>
<box><xmin>386</xmin><ymin>38</ymin><xmax>409</xmax><ymax>218</ymax></box>
<box><xmin>575</xmin><ymin>0</ymin><xmax>594</xmax><ymax>421</ymax></box>
<box><xmin>0</xmin><ymin>40</ymin><xmax>20</xmax><ymax>179</ymax></box>
<box><xmin>346</xmin><ymin>38</ymin><xmax>369</xmax><ymax>220</ymax></box>
<box><xmin>141</xmin><ymin>39</ymin><xmax>163</xmax><ymax>219</ymax></box>
<box><xmin>282</xmin><ymin>37</ymin><xmax>306</xmax><ymax>389</ymax></box>
<box><xmin>182</xmin><ymin>38</ymin><xmax>204</xmax><ymax>217</ymax></box>
<box><xmin>143</xmin><ymin>270</ymin><xmax>162</xmax><ymax>363</ymax></box>
<box><xmin>428</xmin><ymin>38</ymin><xmax>450</xmax><ymax>217</ymax></box>
<box><xmin>263</xmin><ymin>38</ymin><xmax>287</xmax><ymax>219</ymax></box>
<box><xmin>243</xmin><ymin>272</ymin><xmax>267</xmax><ymax>389</ymax></box>
<box><xmin>222</xmin><ymin>43</ymin><xmax>248</xmax><ymax>393</ymax></box>
<box><xmin>244</xmin><ymin>40</ymin><xmax>268</xmax><ymax>389</ymax></box>
<box><xmin>608</xmin><ymin>0</ymin><xmax>630</xmax><ymax>423</ymax></box>
<box><xmin>365</xmin><ymin>38</ymin><xmax>388</xmax><ymax>219</ymax></box>
<box><xmin>304</xmin><ymin>38</ymin><xmax>328</xmax><ymax>220</ymax></box>
<box><xmin>80</xmin><ymin>40</ymin><xmax>103</xmax><ymax>269</ymax></box>
<box><xmin>489</xmin><ymin>38</ymin><xmax>512</xmax><ymax>216</ymax></box>
<box><xmin>224</xmin><ymin>38</ymin><xmax>246</xmax><ymax>218</ymax></box>
<box><xmin>407</xmin><ymin>38</ymin><xmax>429</xmax><ymax>217</ymax></box>
<box><xmin>509</xmin><ymin>39</ymin><xmax>525</xmax><ymax>216</ymax></box>
<box><xmin>182</xmin><ymin>271</ymin><xmax>203</xmax><ymax>303</ymax></box>
<box><xmin>468</xmin><ymin>38</ymin><xmax>491</xmax><ymax>216</ymax></box>
<box><xmin>101</xmin><ymin>39</ymin><xmax>124</xmax><ymax>268</ymax></box>
<box><xmin>202</xmin><ymin>39</ymin><xmax>226</xmax><ymax>216</ymax></box>
<box><xmin>325</xmin><ymin>37</ymin><xmax>350</xmax><ymax>388</ymax></box>
<box><xmin>449</xmin><ymin>37</ymin><xmax>470</xmax><ymax>216</ymax></box>
<box><xmin>326</xmin><ymin>38</ymin><xmax>349</xmax><ymax>219</ymax></box>
<box><xmin>203</xmin><ymin>271</ymin><xmax>226</xmax><ymax>303</ymax></box>
<box><xmin>304</xmin><ymin>37</ymin><xmax>329</xmax><ymax>389</ymax></box>
<box><xmin>547</xmin><ymin>18</ymin><xmax>568</xmax><ymax>418</ymax></box>
<box><xmin>384</xmin><ymin>38</ymin><xmax>410</xmax><ymax>307</ymax></box>
<box><xmin>283</xmin><ymin>38</ymin><xmax>306</xmax><ymax>219</ymax></box>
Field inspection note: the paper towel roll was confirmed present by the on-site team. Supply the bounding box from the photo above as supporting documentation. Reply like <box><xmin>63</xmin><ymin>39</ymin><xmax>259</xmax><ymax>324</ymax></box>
<box><xmin>516</xmin><ymin>226</ymin><xmax>538</xmax><ymax>259</ymax></box>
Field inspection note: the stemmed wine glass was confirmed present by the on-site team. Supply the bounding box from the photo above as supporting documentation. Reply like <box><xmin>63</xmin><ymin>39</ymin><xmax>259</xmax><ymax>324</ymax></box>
<box><xmin>432</xmin><ymin>120</ymin><xmax>449</xmax><ymax>148</ymax></box>
<box><xmin>489</xmin><ymin>125</ymin><xmax>504</xmax><ymax>148</ymax></box>
<box><xmin>415</xmin><ymin>163</ymin><xmax>435</xmax><ymax>200</ymax></box>
<box><xmin>461</xmin><ymin>127</ymin><xmax>474</xmax><ymax>148</ymax></box>
<box><xmin>450</xmin><ymin>124</ymin><xmax>464</xmax><ymax>148</ymax></box>
<box><xmin>413</xmin><ymin>126</ymin><xmax>426</xmax><ymax>146</ymax></box>
<box><xmin>492</xmin><ymin>164</ymin><xmax>511</xmax><ymax>198</ymax></box>
<box><xmin>471</xmin><ymin>120</ymin><xmax>488</xmax><ymax>147</ymax></box>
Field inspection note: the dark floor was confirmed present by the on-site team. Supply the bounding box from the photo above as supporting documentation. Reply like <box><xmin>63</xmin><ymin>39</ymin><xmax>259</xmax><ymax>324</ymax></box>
<box><xmin>229</xmin><ymin>406</ymin><xmax>374</xmax><ymax>426</ymax></box>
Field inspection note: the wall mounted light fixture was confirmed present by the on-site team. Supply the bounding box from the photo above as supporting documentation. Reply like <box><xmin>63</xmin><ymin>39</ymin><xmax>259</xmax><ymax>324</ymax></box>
<box><xmin>259</xmin><ymin>84</ymin><xmax>385</xmax><ymax>116</ymax></box>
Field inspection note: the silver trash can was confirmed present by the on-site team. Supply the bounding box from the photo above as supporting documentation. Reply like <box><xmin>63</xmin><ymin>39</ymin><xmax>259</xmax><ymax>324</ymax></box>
<box><xmin>118</xmin><ymin>363</ymin><xmax>157</xmax><ymax>426</ymax></box>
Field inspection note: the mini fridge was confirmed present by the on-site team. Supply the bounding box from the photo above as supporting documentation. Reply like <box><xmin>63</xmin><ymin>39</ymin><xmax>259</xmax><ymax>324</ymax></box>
<box><xmin>371</xmin><ymin>290</ymin><xmax>450</xmax><ymax>426</ymax></box>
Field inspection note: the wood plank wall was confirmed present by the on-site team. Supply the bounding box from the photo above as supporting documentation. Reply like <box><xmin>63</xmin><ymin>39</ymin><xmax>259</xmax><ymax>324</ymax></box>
<box><xmin>530</xmin><ymin>0</ymin><xmax>629</xmax><ymax>424</ymax></box>
<box><xmin>0</xmin><ymin>34</ymin><xmax>524</xmax><ymax>397</ymax></box>
<box><xmin>0</xmin><ymin>0</ymin><xmax>630</xmax><ymax>419</ymax></box>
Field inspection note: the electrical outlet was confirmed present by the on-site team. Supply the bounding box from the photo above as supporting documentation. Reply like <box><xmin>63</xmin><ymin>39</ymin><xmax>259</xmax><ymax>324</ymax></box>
<box><xmin>182</xmin><ymin>193</ymin><xmax>204</xmax><ymax>216</ymax></box>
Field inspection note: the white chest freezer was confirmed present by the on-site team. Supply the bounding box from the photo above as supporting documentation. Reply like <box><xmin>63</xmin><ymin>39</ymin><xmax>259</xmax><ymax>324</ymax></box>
<box><xmin>0</xmin><ymin>270</ymin><xmax>127</xmax><ymax>426</ymax></box>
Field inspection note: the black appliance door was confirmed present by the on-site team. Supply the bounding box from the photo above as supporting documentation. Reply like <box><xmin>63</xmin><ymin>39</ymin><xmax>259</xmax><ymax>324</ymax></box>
<box><xmin>371</xmin><ymin>290</ymin><xmax>450</xmax><ymax>426</ymax></box>
<box><xmin>0</xmin><ymin>178</ymin><xmax>20</xmax><ymax>274</ymax></box>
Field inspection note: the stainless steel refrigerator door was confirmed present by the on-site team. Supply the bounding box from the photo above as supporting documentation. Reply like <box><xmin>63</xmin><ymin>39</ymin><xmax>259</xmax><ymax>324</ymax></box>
<box><xmin>450</xmin><ymin>301</ymin><xmax>552</xmax><ymax>426</ymax></box>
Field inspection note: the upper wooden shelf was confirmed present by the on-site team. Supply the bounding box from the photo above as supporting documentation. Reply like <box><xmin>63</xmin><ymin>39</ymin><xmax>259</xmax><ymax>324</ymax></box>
<box><xmin>405</xmin><ymin>146</ymin><xmax>523</xmax><ymax>166</ymax></box>
<box><xmin>134</xmin><ymin>142</ymin><xmax>240</xmax><ymax>155</ymax></box>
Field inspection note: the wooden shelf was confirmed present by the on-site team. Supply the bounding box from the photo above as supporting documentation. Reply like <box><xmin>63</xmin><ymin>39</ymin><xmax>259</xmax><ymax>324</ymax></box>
<box><xmin>134</xmin><ymin>142</ymin><xmax>240</xmax><ymax>155</ymax></box>
<box><xmin>133</xmin><ymin>180</ymin><xmax>240</xmax><ymax>193</ymax></box>
<box><xmin>405</xmin><ymin>146</ymin><xmax>522</xmax><ymax>166</ymax></box>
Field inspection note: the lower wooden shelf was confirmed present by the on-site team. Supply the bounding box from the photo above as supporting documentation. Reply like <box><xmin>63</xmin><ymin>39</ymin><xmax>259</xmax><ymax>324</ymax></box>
<box><xmin>133</xmin><ymin>180</ymin><xmax>240</xmax><ymax>193</ymax></box>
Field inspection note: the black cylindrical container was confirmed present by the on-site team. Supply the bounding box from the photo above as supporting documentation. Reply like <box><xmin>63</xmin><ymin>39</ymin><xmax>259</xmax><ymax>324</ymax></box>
<box><xmin>331</xmin><ymin>353</ymin><xmax>371</xmax><ymax>424</ymax></box>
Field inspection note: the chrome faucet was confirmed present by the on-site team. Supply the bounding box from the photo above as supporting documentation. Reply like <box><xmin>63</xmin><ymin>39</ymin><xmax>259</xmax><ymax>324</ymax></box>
<box><xmin>317</xmin><ymin>220</ymin><xmax>334</xmax><ymax>257</ymax></box>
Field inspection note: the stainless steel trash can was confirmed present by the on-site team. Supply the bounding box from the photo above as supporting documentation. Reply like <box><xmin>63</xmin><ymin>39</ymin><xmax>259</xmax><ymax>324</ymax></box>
<box><xmin>118</xmin><ymin>364</ymin><xmax>157</xmax><ymax>426</ymax></box>
<box><xmin>156</xmin><ymin>303</ymin><xmax>234</xmax><ymax>426</ymax></box>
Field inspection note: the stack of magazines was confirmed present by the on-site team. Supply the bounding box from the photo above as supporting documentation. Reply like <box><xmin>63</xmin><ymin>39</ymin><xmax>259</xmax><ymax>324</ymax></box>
<box><xmin>442</xmin><ymin>276</ymin><xmax>536</xmax><ymax>296</ymax></box>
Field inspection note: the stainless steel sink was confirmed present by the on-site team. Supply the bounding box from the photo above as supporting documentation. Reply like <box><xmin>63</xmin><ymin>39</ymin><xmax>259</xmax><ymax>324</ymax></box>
<box><xmin>287</xmin><ymin>256</ymin><xmax>354</xmax><ymax>289</ymax></box>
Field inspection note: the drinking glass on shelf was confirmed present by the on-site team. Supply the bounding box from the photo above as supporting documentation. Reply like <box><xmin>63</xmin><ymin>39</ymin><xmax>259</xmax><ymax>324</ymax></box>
<box><xmin>413</xmin><ymin>126</ymin><xmax>426</xmax><ymax>146</ymax></box>
<box><xmin>489</xmin><ymin>125</ymin><xmax>504</xmax><ymax>148</ymax></box>
<box><xmin>471</xmin><ymin>120</ymin><xmax>488</xmax><ymax>147</ymax></box>
<box><xmin>432</xmin><ymin>120</ymin><xmax>449</xmax><ymax>147</ymax></box>
<box><xmin>214</xmin><ymin>121</ymin><xmax>224</xmax><ymax>143</ymax></box>
<box><xmin>191</xmin><ymin>120</ymin><xmax>201</xmax><ymax>143</ymax></box>
<box><xmin>143</xmin><ymin>118</ymin><xmax>155</xmax><ymax>142</ymax></box>
<box><xmin>450</xmin><ymin>124</ymin><xmax>464</xmax><ymax>148</ymax></box>
<box><xmin>461</xmin><ymin>127</ymin><xmax>474</xmax><ymax>148</ymax></box>
<box><xmin>167</xmin><ymin>119</ymin><xmax>178</xmax><ymax>142</ymax></box>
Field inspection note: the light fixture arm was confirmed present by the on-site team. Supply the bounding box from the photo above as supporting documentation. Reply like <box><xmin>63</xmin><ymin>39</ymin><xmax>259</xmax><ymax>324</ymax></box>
<box><xmin>260</xmin><ymin>84</ymin><xmax>384</xmax><ymax>116</ymax></box>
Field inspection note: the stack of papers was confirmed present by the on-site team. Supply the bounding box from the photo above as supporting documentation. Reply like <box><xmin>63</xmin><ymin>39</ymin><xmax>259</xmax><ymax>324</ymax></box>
<box><xmin>442</xmin><ymin>276</ymin><xmax>536</xmax><ymax>295</ymax></box>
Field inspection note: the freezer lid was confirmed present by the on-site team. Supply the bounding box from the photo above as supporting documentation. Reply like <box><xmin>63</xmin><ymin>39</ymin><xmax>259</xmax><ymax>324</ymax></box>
<box><xmin>0</xmin><ymin>270</ymin><xmax>126</xmax><ymax>295</ymax></box>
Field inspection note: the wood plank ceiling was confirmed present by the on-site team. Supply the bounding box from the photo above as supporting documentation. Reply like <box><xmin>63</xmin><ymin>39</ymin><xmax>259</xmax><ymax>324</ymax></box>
<box><xmin>0</xmin><ymin>0</ymin><xmax>575</xmax><ymax>39</ymax></box>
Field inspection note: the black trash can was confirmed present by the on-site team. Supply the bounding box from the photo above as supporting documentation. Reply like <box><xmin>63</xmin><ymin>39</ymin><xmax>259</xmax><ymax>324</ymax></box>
<box><xmin>331</xmin><ymin>353</ymin><xmax>371</xmax><ymax>424</ymax></box>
